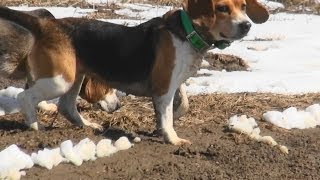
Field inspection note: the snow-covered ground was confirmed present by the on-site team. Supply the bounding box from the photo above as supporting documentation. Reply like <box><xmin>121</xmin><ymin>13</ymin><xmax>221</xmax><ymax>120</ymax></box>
<box><xmin>187</xmin><ymin>13</ymin><xmax>320</xmax><ymax>95</ymax></box>
<box><xmin>11</xmin><ymin>2</ymin><xmax>320</xmax><ymax>95</ymax></box>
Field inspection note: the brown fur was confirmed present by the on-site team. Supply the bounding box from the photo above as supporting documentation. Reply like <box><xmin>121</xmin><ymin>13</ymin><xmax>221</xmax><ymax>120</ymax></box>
<box><xmin>80</xmin><ymin>76</ymin><xmax>113</xmax><ymax>103</ymax></box>
<box><xmin>246</xmin><ymin>0</ymin><xmax>269</xmax><ymax>24</ymax></box>
<box><xmin>182</xmin><ymin>0</ymin><xmax>216</xmax><ymax>31</ymax></box>
<box><xmin>0</xmin><ymin>9</ymin><xmax>117</xmax><ymax>108</ymax></box>
<box><xmin>151</xmin><ymin>31</ymin><xmax>175</xmax><ymax>96</ymax></box>
<box><xmin>28</xmin><ymin>25</ymin><xmax>76</xmax><ymax>83</ymax></box>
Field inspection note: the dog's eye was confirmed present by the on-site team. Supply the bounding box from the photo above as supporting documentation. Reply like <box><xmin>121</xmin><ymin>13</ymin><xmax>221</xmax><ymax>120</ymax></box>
<box><xmin>241</xmin><ymin>4</ymin><xmax>247</xmax><ymax>11</ymax></box>
<box><xmin>216</xmin><ymin>5</ymin><xmax>229</xmax><ymax>13</ymax></box>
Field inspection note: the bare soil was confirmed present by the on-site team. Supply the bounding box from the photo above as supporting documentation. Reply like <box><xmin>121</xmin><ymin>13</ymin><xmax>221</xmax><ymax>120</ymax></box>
<box><xmin>1</xmin><ymin>84</ymin><xmax>320</xmax><ymax>179</ymax></box>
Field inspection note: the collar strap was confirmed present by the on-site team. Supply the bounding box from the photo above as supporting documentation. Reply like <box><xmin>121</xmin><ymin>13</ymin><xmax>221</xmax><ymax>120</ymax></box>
<box><xmin>180</xmin><ymin>10</ymin><xmax>231</xmax><ymax>51</ymax></box>
<box><xmin>180</xmin><ymin>10</ymin><xmax>212</xmax><ymax>53</ymax></box>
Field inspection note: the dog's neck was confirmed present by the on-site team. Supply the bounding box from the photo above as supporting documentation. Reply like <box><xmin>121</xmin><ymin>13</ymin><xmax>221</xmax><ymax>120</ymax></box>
<box><xmin>163</xmin><ymin>10</ymin><xmax>230</xmax><ymax>53</ymax></box>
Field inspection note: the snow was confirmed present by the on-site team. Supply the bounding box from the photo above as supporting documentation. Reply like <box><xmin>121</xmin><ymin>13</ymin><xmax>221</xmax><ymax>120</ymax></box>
<box><xmin>10</xmin><ymin>6</ymin><xmax>96</xmax><ymax>19</ymax></box>
<box><xmin>228</xmin><ymin>115</ymin><xmax>288</xmax><ymax>154</ymax></box>
<box><xmin>263</xmin><ymin>104</ymin><xmax>320</xmax><ymax>129</ymax></box>
<box><xmin>228</xmin><ymin>115</ymin><xmax>259</xmax><ymax>135</ymax></box>
<box><xmin>115</xmin><ymin>3</ymin><xmax>172</xmax><ymax>20</ymax></box>
<box><xmin>187</xmin><ymin>13</ymin><xmax>320</xmax><ymax>95</ymax></box>
<box><xmin>60</xmin><ymin>140</ymin><xmax>83</xmax><ymax>166</ymax></box>
<box><xmin>31</xmin><ymin>148</ymin><xmax>66</xmax><ymax>170</ymax></box>
<box><xmin>85</xmin><ymin>0</ymin><xmax>121</xmax><ymax>5</ymax></box>
<box><xmin>0</xmin><ymin>137</ymin><xmax>134</xmax><ymax>179</ymax></box>
<box><xmin>73</xmin><ymin>138</ymin><xmax>97</xmax><ymax>161</ymax></box>
<box><xmin>259</xmin><ymin>0</ymin><xmax>285</xmax><ymax>11</ymax></box>
<box><xmin>114</xmin><ymin>136</ymin><xmax>133</xmax><ymax>150</ymax></box>
<box><xmin>96</xmin><ymin>139</ymin><xmax>118</xmax><ymax>157</ymax></box>
<box><xmin>5</xmin><ymin>3</ymin><xmax>320</xmax><ymax>96</ymax></box>
<box><xmin>0</xmin><ymin>145</ymin><xmax>33</xmax><ymax>180</ymax></box>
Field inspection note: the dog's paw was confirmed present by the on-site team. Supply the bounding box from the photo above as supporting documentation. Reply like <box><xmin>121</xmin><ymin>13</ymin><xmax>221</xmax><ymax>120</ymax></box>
<box><xmin>89</xmin><ymin>123</ymin><xmax>104</xmax><ymax>131</ymax></box>
<box><xmin>29</xmin><ymin>122</ymin><xmax>45</xmax><ymax>131</ymax></box>
<box><xmin>38</xmin><ymin>101</ymin><xmax>58</xmax><ymax>112</ymax></box>
<box><xmin>82</xmin><ymin>119</ymin><xmax>103</xmax><ymax>131</ymax></box>
<box><xmin>168</xmin><ymin>137</ymin><xmax>192</xmax><ymax>146</ymax></box>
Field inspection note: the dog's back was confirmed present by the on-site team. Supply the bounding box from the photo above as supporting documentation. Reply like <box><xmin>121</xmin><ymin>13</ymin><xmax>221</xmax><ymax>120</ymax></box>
<box><xmin>0</xmin><ymin>18</ymin><xmax>32</xmax><ymax>77</ymax></box>
<box><xmin>0</xmin><ymin>8</ymin><xmax>54</xmax><ymax>78</ymax></box>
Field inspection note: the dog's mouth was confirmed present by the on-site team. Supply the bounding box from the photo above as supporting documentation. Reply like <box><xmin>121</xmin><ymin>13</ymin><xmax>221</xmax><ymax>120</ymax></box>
<box><xmin>219</xmin><ymin>32</ymin><xmax>247</xmax><ymax>41</ymax></box>
<box><xmin>217</xmin><ymin>32</ymin><xmax>232</xmax><ymax>42</ymax></box>
<box><xmin>220</xmin><ymin>32</ymin><xmax>228</xmax><ymax>38</ymax></box>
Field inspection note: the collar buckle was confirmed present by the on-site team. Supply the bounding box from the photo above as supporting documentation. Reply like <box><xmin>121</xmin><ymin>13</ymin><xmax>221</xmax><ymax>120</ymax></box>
<box><xmin>186</xmin><ymin>30</ymin><xmax>211</xmax><ymax>53</ymax></box>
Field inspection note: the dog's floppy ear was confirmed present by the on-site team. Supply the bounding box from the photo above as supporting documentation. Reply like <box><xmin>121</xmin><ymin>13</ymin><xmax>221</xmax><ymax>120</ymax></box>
<box><xmin>246</xmin><ymin>0</ymin><xmax>269</xmax><ymax>24</ymax></box>
<box><xmin>182</xmin><ymin>0</ymin><xmax>215</xmax><ymax>26</ymax></box>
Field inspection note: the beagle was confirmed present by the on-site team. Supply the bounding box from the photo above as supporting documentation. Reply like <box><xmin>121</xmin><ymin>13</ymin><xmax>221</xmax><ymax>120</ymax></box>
<box><xmin>0</xmin><ymin>9</ymin><xmax>187</xmax><ymax>115</ymax></box>
<box><xmin>0</xmin><ymin>0</ymin><xmax>268</xmax><ymax>145</ymax></box>
<box><xmin>0</xmin><ymin>9</ymin><xmax>121</xmax><ymax>113</ymax></box>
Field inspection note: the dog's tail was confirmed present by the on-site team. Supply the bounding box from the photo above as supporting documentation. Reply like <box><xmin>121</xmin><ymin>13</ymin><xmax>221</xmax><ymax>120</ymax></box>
<box><xmin>0</xmin><ymin>6</ymin><xmax>44</xmax><ymax>38</ymax></box>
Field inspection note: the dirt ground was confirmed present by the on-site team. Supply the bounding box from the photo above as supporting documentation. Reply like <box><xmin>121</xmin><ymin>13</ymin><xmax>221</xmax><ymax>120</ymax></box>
<box><xmin>1</xmin><ymin>76</ymin><xmax>320</xmax><ymax>179</ymax></box>
<box><xmin>0</xmin><ymin>55</ymin><xmax>319</xmax><ymax>180</ymax></box>
<box><xmin>0</xmin><ymin>1</ymin><xmax>320</xmax><ymax>179</ymax></box>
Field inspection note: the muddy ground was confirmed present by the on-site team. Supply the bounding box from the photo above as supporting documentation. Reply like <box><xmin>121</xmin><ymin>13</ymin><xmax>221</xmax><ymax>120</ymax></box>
<box><xmin>1</xmin><ymin>78</ymin><xmax>320</xmax><ymax>179</ymax></box>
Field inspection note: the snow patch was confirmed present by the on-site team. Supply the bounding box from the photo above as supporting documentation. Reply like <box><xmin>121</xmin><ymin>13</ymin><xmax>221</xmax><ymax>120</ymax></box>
<box><xmin>0</xmin><ymin>145</ymin><xmax>33</xmax><ymax>180</ymax></box>
<box><xmin>31</xmin><ymin>148</ymin><xmax>66</xmax><ymax>170</ymax></box>
<box><xmin>228</xmin><ymin>115</ymin><xmax>288</xmax><ymax>154</ymax></box>
<box><xmin>263</xmin><ymin>104</ymin><xmax>320</xmax><ymax>129</ymax></box>
<box><xmin>96</xmin><ymin>139</ymin><xmax>118</xmax><ymax>157</ymax></box>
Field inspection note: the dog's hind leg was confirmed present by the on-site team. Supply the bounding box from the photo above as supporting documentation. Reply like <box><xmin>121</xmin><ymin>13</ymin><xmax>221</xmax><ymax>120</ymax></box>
<box><xmin>58</xmin><ymin>74</ymin><xmax>103</xmax><ymax>130</ymax></box>
<box><xmin>173</xmin><ymin>84</ymin><xmax>189</xmax><ymax>119</ymax></box>
<box><xmin>17</xmin><ymin>75</ymin><xmax>72</xmax><ymax>130</ymax></box>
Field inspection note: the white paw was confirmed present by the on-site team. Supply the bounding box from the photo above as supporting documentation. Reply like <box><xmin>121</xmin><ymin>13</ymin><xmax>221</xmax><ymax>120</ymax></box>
<box><xmin>168</xmin><ymin>137</ymin><xmax>192</xmax><ymax>145</ymax></box>
<box><xmin>38</xmin><ymin>101</ymin><xmax>58</xmax><ymax>112</ymax></box>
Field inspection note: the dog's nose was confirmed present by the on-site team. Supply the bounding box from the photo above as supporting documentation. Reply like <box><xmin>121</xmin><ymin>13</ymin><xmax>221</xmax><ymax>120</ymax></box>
<box><xmin>239</xmin><ymin>21</ymin><xmax>251</xmax><ymax>34</ymax></box>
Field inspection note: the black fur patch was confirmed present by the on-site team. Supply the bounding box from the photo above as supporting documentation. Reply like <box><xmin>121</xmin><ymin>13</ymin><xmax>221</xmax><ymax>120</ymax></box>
<box><xmin>69</xmin><ymin>17</ymin><xmax>165</xmax><ymax>83</ymax></box>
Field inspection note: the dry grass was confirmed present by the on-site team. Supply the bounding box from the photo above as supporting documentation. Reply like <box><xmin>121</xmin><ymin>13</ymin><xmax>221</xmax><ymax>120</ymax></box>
<box><xmin>74</xmin><ymin>93</ymin><xmax>320</xmax><ymax>133</ymax></box>
<box><xmin>271</xmin><ymin>0</ymin><xmax>320</xmax><ymax>14</ymax></box>
<box><xmin>204</xmin><ymin>53</ymin><xmax>249</xmax><ymax>72</ymax></box>
<box><xmin>0</xmin><ymin>0</ymin><xmax>181</xmax><ymax>7</ymax></box>
<box><xmin>1</xmin><ymin>0</ymin><xmax>319</xmax><ymax>14</ymax></box>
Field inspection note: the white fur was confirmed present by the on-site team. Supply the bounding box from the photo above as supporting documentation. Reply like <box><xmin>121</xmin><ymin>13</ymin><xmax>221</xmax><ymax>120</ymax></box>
<box><xmin>17</xmin><ymin>75</ymin><xmax>72</xmax><ymax>130</ymax></box>
<box><xmin>58</xmin><ymin>74</ymin><xmax>103</xmax><ymax>130</ymax></box>
<box><xmin>153</xmin><ymin>34</ymin><xmax>201</xmax><ymax>145</ymax></box>
<box><xmin>98</xmin><ymin>89</ymin><xmax>120</xmax><ymax>112</ymax></box>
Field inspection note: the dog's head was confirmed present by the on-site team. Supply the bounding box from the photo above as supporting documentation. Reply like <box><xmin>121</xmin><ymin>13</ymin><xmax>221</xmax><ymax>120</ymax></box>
<box><xmin>182</xmin><ymin>0</ymin><xmax>269</xmax><ymax>41</ymax></box>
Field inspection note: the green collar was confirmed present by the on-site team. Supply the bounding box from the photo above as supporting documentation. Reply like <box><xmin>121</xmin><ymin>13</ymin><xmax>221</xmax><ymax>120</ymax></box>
<box><xmin>180</xmin><ymin>10</ymin><xmax>211</xmax><ymax>53</ymax></box>
<box><xmin>180</xmin><ymin>10</ymin><xmax>230</xmax><ymax>52</ymax></box>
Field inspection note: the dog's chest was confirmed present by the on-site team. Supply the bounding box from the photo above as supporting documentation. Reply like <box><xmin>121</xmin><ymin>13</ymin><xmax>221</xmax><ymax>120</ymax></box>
<box><xmin>170</xmin><ymin>35</ymin><xmax>202</xmax><ymax>88</ymax></box>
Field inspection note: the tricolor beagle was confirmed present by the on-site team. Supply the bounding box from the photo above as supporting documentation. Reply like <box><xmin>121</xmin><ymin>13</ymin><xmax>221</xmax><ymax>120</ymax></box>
<box><xmin>0</xmin><ymin>9</ymin><xmax>187</xmax><ymax>115</ymax></box>
<box><xmin>0</xmin><ymin>0</ymin><xmax>268</xmax><ymax>145</ymax></box>
<box><xmin>0</xmin><ymin>9</ymin><xmax>122</xmax><ymax>113</ymax></box>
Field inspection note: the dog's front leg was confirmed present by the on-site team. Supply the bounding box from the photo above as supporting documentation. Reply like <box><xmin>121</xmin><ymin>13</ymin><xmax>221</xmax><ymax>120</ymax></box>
<box><xmin>153</xmin><ymin>91</ymin><xmax>191</xmax><ymax>145</ymax></box>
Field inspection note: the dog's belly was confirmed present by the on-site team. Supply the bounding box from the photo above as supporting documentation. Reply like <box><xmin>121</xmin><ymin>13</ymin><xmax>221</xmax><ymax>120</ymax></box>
<box><xmin>109</xmin><ymin>80</ymin><xmax>152</xmax><ymax>97</ymax></box>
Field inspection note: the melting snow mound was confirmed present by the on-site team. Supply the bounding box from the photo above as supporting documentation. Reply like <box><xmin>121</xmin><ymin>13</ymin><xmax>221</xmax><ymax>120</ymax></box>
<box><xmin>96</xmin><ymin>139</ymin><xmax>118</xmax><ymax>157</ymax></box>
<box><xmin>31</xmin><ymin>148</ymin><xmax>66</xmax><ymax>170</ymax></box>
<box><xmin>0</xmin><ymin>145</ymin><xmax>33</xmax><ymax>180</ymax></box>
<box><xmin>263</xmin><ymin>104</ymin><xmax>320</xmax><ymax>129</ymax></box>
<box><xmin>228</xmin><ymin>115</ymin><xmax>288</xmax><ymax>154</ymax></box>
